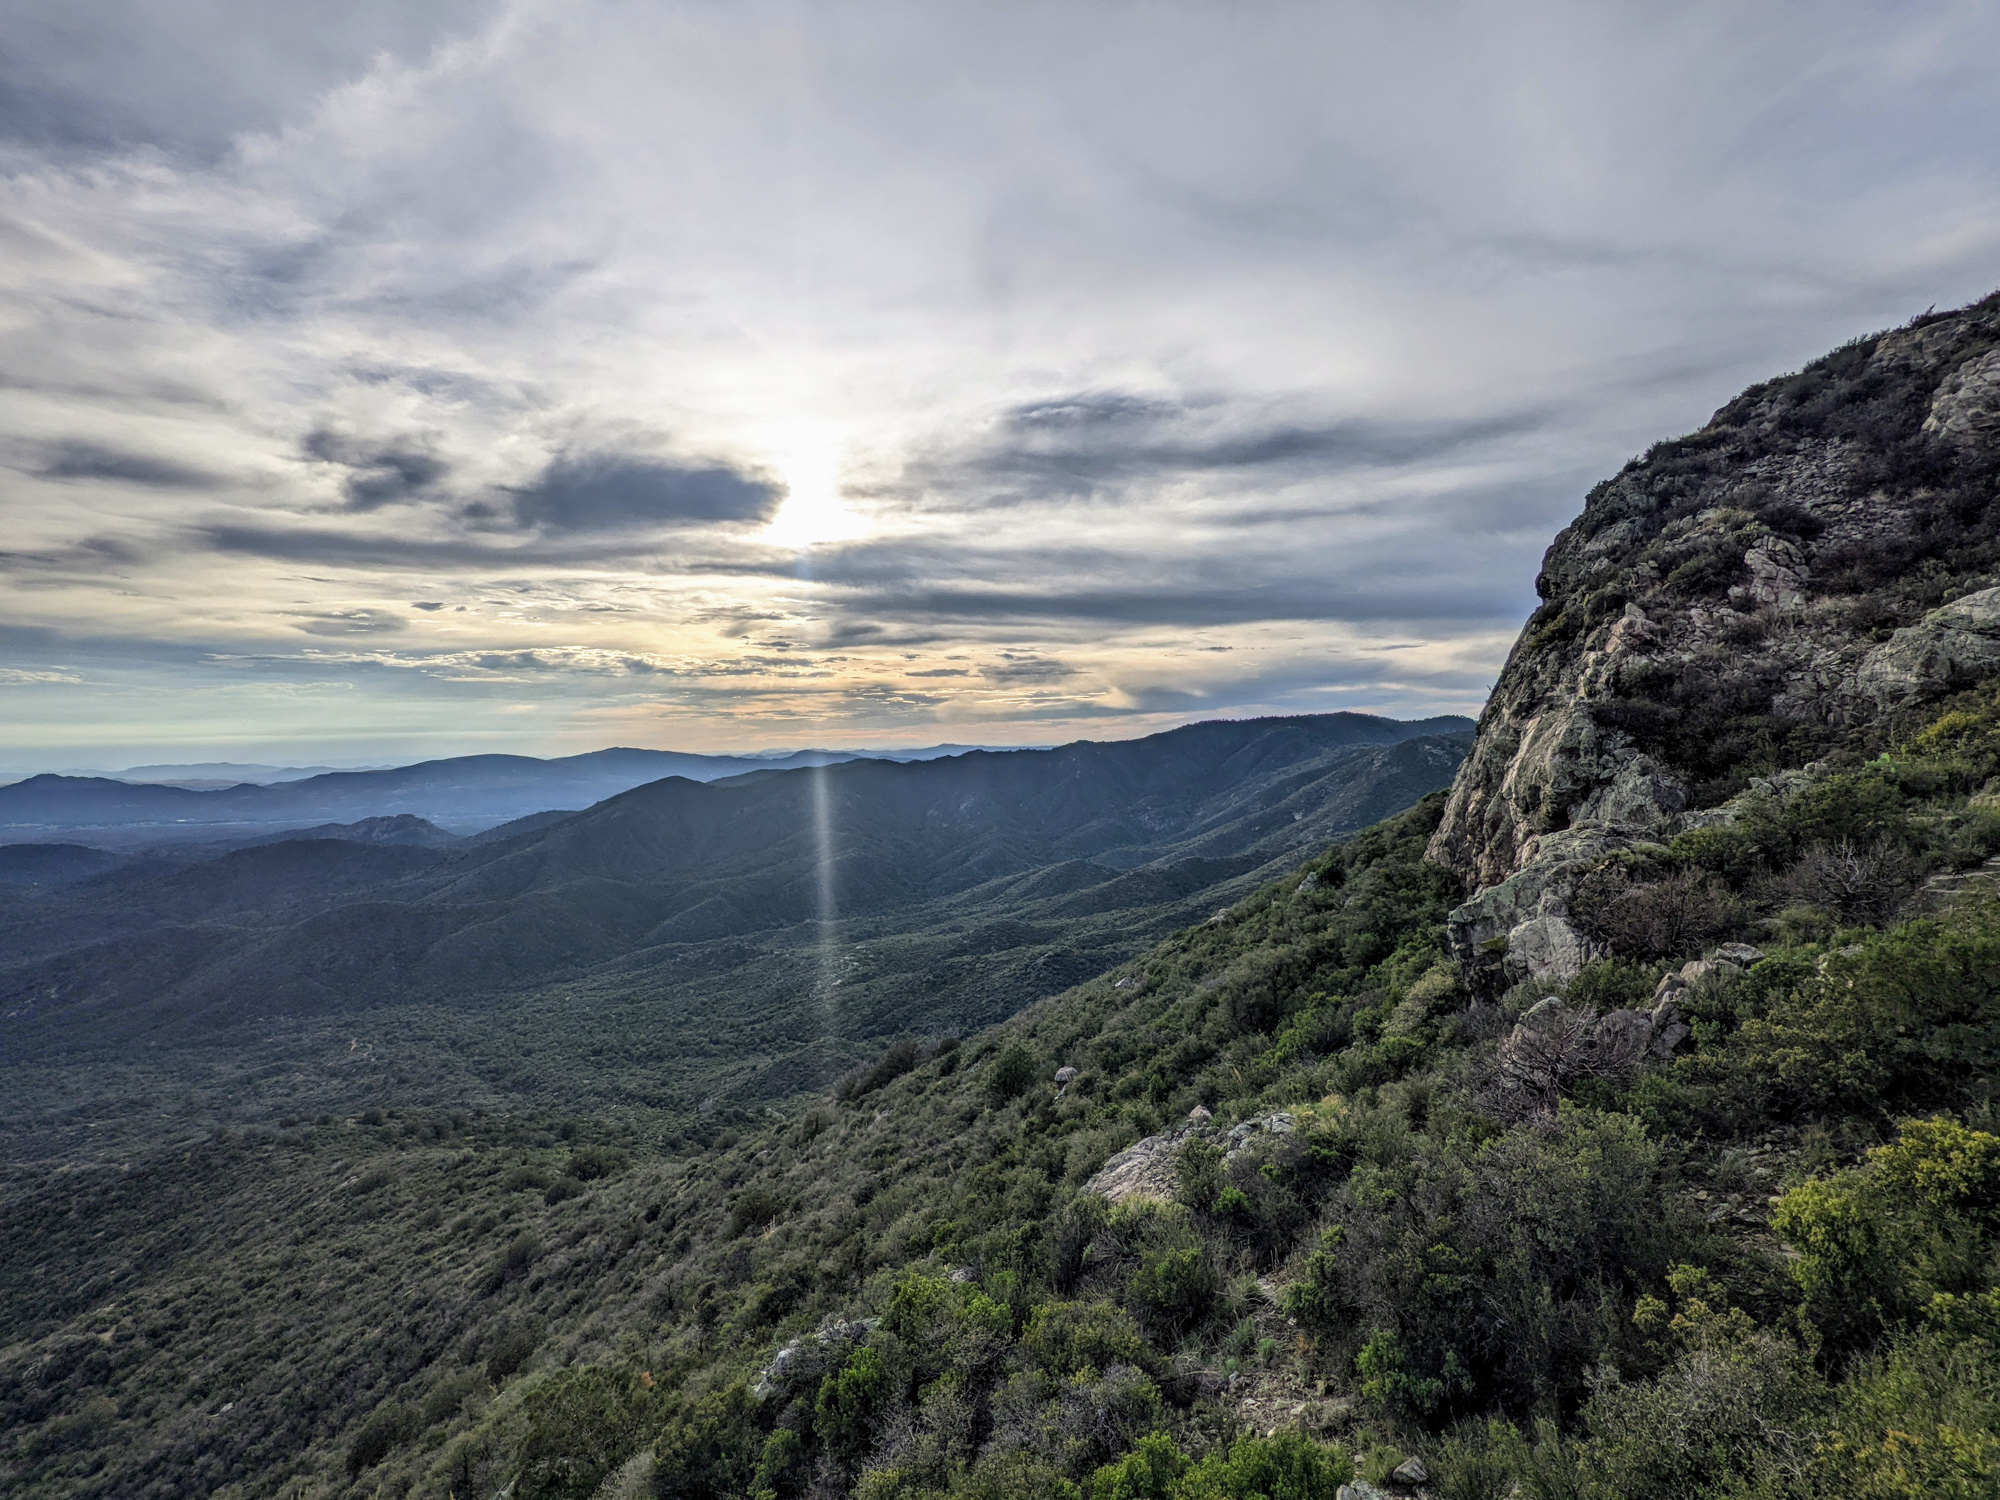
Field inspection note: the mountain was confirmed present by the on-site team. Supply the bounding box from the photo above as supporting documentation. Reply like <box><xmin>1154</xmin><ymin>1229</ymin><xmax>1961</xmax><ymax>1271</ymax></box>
<box><xmin>0</xmin><ymin>744</ymin><xmax>1035</xmax><ymax>843</ymax></box>
<box><xmin>113</xmin><ymin>762</ymin><xmax>381</xmax><ymax>786</ymax></box>
<box><xmin>0</xmin><ymin>713</ymin><xmax>1470</xmax><ymax>1102</ymax></box>
<box><xmin>14</xmin><ymin>300</ymin><xmax>2000</xmax><ymax>1500</ymax></box>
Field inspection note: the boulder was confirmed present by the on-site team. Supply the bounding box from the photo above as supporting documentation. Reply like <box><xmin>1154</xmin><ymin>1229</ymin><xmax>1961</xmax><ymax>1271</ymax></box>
<box><xmin>1858</xmin><ymin>586</ymin><xmax>2000</xmax><ymax>708</ymax></box>
<box><xmin>1392</xmin><ymin>1455</ymin><xmax>1430</xmax><ymax>1485</ymax></box>
<box><xmin>1084</xmin><ymin>1132</ymin><xmax>1186</xmax><ymax>1205</ymax></box>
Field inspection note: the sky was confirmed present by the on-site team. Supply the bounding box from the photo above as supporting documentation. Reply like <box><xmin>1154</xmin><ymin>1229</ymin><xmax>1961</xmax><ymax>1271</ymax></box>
<box><xmin>3</xmin><ymin>1</ymin><xmax>1999</xmax><ymax>770</ymax></box>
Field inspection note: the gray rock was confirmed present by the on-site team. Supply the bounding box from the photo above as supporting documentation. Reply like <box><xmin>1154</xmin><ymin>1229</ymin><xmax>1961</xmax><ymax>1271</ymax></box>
<box><xmin>1084</xmin><ymin>1132</ymin><xmax>1186</xmax><ymax>1204</ymax></box>
<box><xmin>1859</xmin><ymin>587</ymin><xmax>2000</xmax><ymax>708</ymax></box>
<box><xmin>1729</xmin><ymin>536</ymin><xmax>1809</xmax><ymax>608</ymax></box>
<box><xmin>1923</xmin><ymin>346</ymin><xmax>2000</xmax><ymax>446</ymax></box>
<box><xmin>1392</xmin><ymin>1455</ymin><xmax>1430</xmax><ymax>1485</ymax></box>
<box><xmin>1337</xmin><ymin>1485</ymin><xmax>1391</xmax><ymax>1500</ymax></box>
<box><xmin>1712</xmin><ymin>942</ymin><xmax>1765</xmax><ymax>965</ymax></box>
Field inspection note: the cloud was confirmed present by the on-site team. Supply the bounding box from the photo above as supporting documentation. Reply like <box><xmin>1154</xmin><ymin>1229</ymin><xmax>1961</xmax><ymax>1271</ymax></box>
<box><xmin>36</xmin><ymin>440</ymin><xmax>217</xmax><ymax>488</ymax></box>
<box><xmin>982</xmin><ymin>654</ymin><xmax>1075</xmax><ymax>683</ymax></box>
<box><xmin>303</xmin><ymin>430</ymin><xmax>450</xmax><ymax>509</ymax></box>
<box><xmin>507</xmin><ymin>452</ymin><xmax>783</xmax><ymax>534</ymax></box>
<box><xmin>959</xmin><ymin>394</ymin><xmax>1553</xmax><ymax>497</ymax></box>
<box><xmin>292</xmin><ymin>608</ymin><xmax>405</xmax><ymax>636</ymax></box>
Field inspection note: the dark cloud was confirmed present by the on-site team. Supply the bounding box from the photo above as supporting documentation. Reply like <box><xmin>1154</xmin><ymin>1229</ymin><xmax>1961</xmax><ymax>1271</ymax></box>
<box><xmin>0</xmin><ymin>533</ymin><xmax>149</xmax><ymax>573</ymax></box>
<box><xmin>820</xmin><ymin>577</ymin><xmax>1526</xmax><ymax>632</ymax></box>
<box><xmin>941</xmin><ymin>393</ymin><xmax>1555</xmax><ymax>501</ymax></box>
<box><xmin>37</xmin><ymin>440</ymin><xmax>216</xmax><ymax>489</ymax></box>
<box><xmin>196</xmin><ymin>523</ymin><xmax>633</xmax><ymax>569</ymax></box>
<box><xmin>508</xmin><ymin>452</ymin><xmax>782</xmax><ymax>534</ymax></box>
<box><xmin>982</xmin><ymin>654</ymin><xmax>1075</xmax><ymax>683</ymax></box>
<box><xmin>303</xmin><ymin>430</ymin><xmax>450</xmax><ymax>509</ymax></box>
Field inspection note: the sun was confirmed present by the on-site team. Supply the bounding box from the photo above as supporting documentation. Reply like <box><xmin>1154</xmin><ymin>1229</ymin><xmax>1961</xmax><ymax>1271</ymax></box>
<box><xmin>762</xmin><ymin>427</ymin><xmax>864</xmax><ymax>549</ymax></box>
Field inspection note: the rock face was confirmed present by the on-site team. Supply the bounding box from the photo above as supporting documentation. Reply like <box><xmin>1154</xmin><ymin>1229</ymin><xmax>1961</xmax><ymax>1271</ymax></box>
<box><xmin>1428</xmin><ymin>294</ymin><xmax>2000</xmax><ymax>982</ymax></box>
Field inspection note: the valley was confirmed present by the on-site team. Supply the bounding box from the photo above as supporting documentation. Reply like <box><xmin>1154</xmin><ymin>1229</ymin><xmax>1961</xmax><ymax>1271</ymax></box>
<box><xmin>0</xmin><ymin>713</ymin><xmax>1469</xmax><ymax>1162</ymax></box>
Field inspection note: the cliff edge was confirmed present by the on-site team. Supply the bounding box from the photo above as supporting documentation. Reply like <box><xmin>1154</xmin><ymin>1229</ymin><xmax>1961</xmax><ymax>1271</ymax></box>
<box><xmin>1431</xmin><ymin>292</ymin><xmax>2000</xmax><ymax>986</ymax></box>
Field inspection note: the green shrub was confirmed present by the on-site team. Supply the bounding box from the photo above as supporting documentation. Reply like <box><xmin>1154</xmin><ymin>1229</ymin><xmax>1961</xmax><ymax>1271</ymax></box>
<box><xmin>1174</xmin><ymin>1431</ymin><xmax>1348</xmax><ymax>1500</ymax></box>
<box><xmin>1023</xmin><ymin>1301</ymin><xmax>1152</xmax><ymax>1377</ymax></box>
<box><xmin>346</xmin><ymin>1400</ymin><xmax>417</xmax><ymax>1475</ymax></box>
<box><xmin>1126</xmin><ymin>1246</ymin><xmax>1219</xmax><ymax>1338</ymax></box>
<box><xmin>816</xmin><ymin>1344</ymin><xmax>893</xmax><ymax>1463</ymax></box>
<box><xmin>1807</xmin><ymin>1331</ymin><xmax>2000</xmax><ymax>1497</ymax></box>
<box><xmin>515</xmin><ymin>1367</ymin><xmax>657</xmax><ymax>1500</ymax></box>
<box><xmin>1087</xmin><ymin>1431</ymin><xmax>1189</xmax><ymax>1500</ymax></box>
<box><xmin>486</xmin><ymin>1320</ymin><xmax>542</xmax><ymax>1384</ymax></box>
<box><xmin>987</xmin><ymin>1045</ymin><xmax>1039</xmax><ymax>1103</ymax></box>
<box><xmin>652</xmin><ymin>1386</ymin><xmax>761</xmax><ymax>1500</ymax></box>
<box><xmin>1774</xmin><ymin>1116</ymin><xmax>2000</xmax><ymax>1353</ymax></box>
<box><xmin>730</xmin><ymin>1187</ymin><xmax>785</xmax><ymax>1235</ymax></box>
<box><xmin>564</xmin><ymin>1145</ymin><xmax>628</xmax><ymax>1181</ymax></box>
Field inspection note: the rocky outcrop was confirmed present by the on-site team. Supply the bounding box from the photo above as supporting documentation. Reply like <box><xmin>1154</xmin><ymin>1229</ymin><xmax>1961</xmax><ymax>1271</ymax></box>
<box><xmin>1084</xmin><ymin>1110</ymin><xmax>1297</xmax><ymax>1204</ymax></box>
<box><xmin>1427</xmin><ymin>293</ymin><xmax>2000</xmax><ymax>983</ymax></box>
<box><xmin>1858</xmin><ymin>586</ymin><xmax>2000</xmax><ymax>707</ymax></box>
<box><xmin>1924</xmin><ymin>346</ymin><xmax>2000</xmax><ymax>446</ymax></box>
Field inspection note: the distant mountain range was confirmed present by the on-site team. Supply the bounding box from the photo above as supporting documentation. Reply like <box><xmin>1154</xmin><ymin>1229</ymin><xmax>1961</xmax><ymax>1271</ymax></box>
<box><xmin>0</xmin><ymin>712</ymin><xmax>1472</xmax><ymax>1100</ymax></box>
<box><xmin>0</xmin><ymin>743</ymin><xmax>1033</xmax><ymax>842</ymax></box>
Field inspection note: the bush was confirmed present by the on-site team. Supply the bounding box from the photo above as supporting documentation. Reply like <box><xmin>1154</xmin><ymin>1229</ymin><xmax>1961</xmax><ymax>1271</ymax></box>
<box><xmin>1023</xmin><ymin>1301</ymin><xmax>1152</xmax><ymax>1378</ymax></box>
<box><xmin>1126</xmin><ymin>1245</ymin><xmax>1219</xmax><ymax>1338</ymax></box>
<box><xmin>837</xmin><ymin>1038</ymin><xmax>926</xmax><ymax>1102</ymax></box>
<box><xmin>1722</xmin><ymin>906</ymin><xmax>2000</xmax><ymax>1116</ymax></box>
<box><xmin>346</xmin><ymin>1400</ymin><xmax>417</xmax><ymax>1475</ymax></box>
<box><xmin>486</xmin><ymin>1320</ymin><xmax>542</xmax><ymax>1384</ymax></box>
<box><xmin>816</xmin><ymin>1344</ymin><xmax>893</xmax><ymax>1463</ymax></box>
<box><xmin>564</xmin><ymin>1145</ymin><xmax>628</xmax><ymax>1181</ymax></box>
<box><xmin>987</xmin><ymin>1044</ymin><xmax>1039</xmax><ymax>1103</ymax></box>
<box><xmin>1777</xmin><ymin>837</ymin><xmax>1918</xmax><ymax>921</ymax></box>
<box><xmin>1808</xmin><ymin>1331</ymin><xmax>2000</xmax><ymax>1497</ymax></box>
<box><xmin>515</xmin><ymin>1368</ymin><xmax>657</xmax><ymax>1500</ymax></box>
<box><xmin>1774</xmin><ymin>1116</ymin><xmax>2000</xmax><ymax>1353</ymax></box>
<box><xmin>729</xmin><ymin>1187</ymin><xmax>785</xmax><ymax>1236</ymax></box>
<box><xmin>1572</xmin><ymin>866</ymin><xmax>1740</xmax><ymax>961</ymax></box>
<box><xmin>1176</xmin><ymin>1431</ymin><xmax>1349</xmax><ymax>1500</ymax></box>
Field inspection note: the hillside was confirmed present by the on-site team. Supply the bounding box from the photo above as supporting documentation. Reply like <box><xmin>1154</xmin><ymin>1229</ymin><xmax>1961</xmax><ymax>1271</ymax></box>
<box><xmin>9</xmin><ymin>297</ymin><xmax>2000</xmax><ymax>1499</ymax></box>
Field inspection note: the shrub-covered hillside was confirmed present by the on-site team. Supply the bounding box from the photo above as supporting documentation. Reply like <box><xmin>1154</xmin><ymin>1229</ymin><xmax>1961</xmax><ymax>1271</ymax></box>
<box><xmin>14</xmin><ymin>683</ymin><xmax>2000</xmax><ymax>1496</ymax></box>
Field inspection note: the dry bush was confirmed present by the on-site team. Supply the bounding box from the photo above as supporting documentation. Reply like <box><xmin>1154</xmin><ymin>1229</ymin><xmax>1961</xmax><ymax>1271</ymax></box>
<box><xmin>1777</xmin><ymin>838</ymin><xmax>1918</xmax><ymax>921</ymax></box>
<box><xmin>1572</xmin><ymin>866</ymin><xmax>1741</xmax><ymax>961</ymax></box>
<box><xmin>1485</xmin><ymin>1001</ymin><xmax>1662</xmax><ymax>1122</ymax></box>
